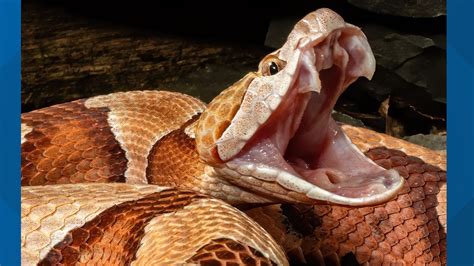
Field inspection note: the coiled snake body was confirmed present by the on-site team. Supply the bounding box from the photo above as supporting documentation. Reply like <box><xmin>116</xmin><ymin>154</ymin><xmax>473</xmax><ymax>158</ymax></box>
<box><xmin>21</xmin><ymin>8</ymin><xmax>446</xmax><ymax>265</ymax></box>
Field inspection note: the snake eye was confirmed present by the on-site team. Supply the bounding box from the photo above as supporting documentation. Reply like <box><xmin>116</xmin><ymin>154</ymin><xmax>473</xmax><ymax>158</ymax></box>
<box><xmin>269</xmin><ymin>62</ymin><xmax>279</xmax><ymax>75</ymax></box>
<box><xmin>260</xmin><ymin>55</ymin><xmax>286</xmax><ymax>76</ymax></box>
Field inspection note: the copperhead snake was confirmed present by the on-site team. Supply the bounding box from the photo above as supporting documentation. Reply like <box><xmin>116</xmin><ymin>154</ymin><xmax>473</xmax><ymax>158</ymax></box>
<box><xmin>21</xmin><ymin>8</ymin><xmax>446</xmax><ymax>265</ymax></box>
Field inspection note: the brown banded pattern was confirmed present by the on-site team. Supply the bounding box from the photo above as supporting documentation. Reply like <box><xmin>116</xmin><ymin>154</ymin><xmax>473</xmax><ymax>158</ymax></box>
<box><xmin>21</xmin><ymin>100</ymin><xmax>128</xmax><ymax>185</ymax></box>
<box><xmin>132</xmin><ymin>198</ymin><xmax>287</xmax><ymax>265</ymax></box>
<box><xmin>21</xmin><ymin>90</ymin><xmax>207</xmax><ymax>187</ymax></box>
<box><xmin>21</xmin><ymin>184</ymin><xmax>288</xmax><ymax>265</ymax></box>
<box><xmin>21</xmin><ymin>183</ymin><xmax>169</xmax><ymax>265</ymax></box>
<box><xmin>248</xmin><ymin>146</ymin><xmax>446</xmax><ymax>265</ymax></box>
<box><xmin>40</xmin><ymin>188</ymin><xmax>206</xmax><ymax>265</ymax></box>
<box><xmin>84</xmin><ymin>90</ymin><xmax>206</xmax><ymax>184</ymax></box>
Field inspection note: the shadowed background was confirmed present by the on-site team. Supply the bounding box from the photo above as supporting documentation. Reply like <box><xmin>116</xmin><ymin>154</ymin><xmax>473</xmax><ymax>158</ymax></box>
<box><xmin>21</xmin><ymin>0</ymin><xmax>446</xmax><ymax>150</ymax></box>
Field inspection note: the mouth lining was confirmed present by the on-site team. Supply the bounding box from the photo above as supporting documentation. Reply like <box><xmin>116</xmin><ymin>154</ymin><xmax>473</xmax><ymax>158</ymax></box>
<box><xmin>224</xmin><ymin>30</ymin><xmax>403</xmax><ymax>205</ymax></box>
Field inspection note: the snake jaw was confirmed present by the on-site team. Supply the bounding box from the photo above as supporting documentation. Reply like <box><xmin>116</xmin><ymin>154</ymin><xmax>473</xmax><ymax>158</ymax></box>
<box><xmin>206</xmin><ymin>8</ymin><xmax>404</xmax><ymax>206</ymax></box>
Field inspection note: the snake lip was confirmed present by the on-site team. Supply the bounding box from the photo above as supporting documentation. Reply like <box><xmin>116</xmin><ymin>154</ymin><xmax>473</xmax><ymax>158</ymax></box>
<box><xmin>223</xmin><ymin>29</ymin><xmax>404</xmax><ymax>206</ymax></box>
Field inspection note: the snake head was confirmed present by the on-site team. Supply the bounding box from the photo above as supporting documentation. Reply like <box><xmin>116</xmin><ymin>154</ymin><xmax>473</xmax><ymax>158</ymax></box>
<box><xmin>195</xmin><ymin>8</ymin><xmax>404</xmax><ymax>206</ymax></box>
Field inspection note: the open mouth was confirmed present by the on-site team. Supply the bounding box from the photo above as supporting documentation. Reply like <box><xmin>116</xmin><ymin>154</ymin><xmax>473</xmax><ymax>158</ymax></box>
<box><xmin>222</xmin><ymin>29</ymin><xmax>403</xmax><ymax>206</ymax></box>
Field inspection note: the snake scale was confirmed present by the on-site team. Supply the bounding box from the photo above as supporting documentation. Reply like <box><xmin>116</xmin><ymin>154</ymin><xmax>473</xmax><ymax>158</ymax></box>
<box><xmin>21</xmin><ymin>8</ymin><xmax>446</xmax><ymax>265</ymax></box>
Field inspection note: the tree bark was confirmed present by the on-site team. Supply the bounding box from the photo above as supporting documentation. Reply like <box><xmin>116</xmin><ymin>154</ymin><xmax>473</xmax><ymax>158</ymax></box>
<box><xmin>22</xmin><ymin>0</ymin><xmax>269</xmax><ymax>112</ymax></box>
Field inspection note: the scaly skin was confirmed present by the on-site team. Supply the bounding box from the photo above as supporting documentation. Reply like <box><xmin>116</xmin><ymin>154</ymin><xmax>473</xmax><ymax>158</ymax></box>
<box><xmin>22</xmin><ymin>184</ymin><xmax>287</xmax><ymax>265</ymax></box>
<box><xmin>21</xmin><ymin>8</ymin><xmax>446</xmax><ymax>266</ymax></box>
<box><xmin>20</xmin><ymin>94</ymin><xmax>447</xmax><ymax>265</ymax></box>
<box><xmin>247</xmin><ymin>133</ymin><xmax>446</xmax><ymax>265</ymax></box>
<box><xmin>196</xmin><ymin>73</ymin><xmax>256</xmax><ymax>164</ymax></box>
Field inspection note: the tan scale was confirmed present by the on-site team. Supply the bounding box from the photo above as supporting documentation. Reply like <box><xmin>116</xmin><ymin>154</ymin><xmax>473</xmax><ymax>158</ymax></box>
<box><xmin>21</xmin><ymin>123</ymin><xmax>33</xmax><ymax>144</ymax></box>
<box><xmin>193</xmin><ymin>166</ymin><xmax>273</xmax><ymax>204</ymax></box>
<box><xmin>195</xmin><ymin>73</ymin><xmax>256</xmax><ymax>164</ymax></box>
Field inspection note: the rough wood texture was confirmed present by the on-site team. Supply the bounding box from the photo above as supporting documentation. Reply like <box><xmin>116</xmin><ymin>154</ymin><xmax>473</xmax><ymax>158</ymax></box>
<box><xmin>21</xmin><ymin>0</ymin><xmax>268</xmax><ymax>112</ymax></box>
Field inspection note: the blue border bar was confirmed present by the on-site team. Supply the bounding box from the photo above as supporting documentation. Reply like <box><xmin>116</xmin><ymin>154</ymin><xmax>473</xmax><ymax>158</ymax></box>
<box><xmin>447</xmin><ymin>0</ymin><xmax>474</xmax><ymax>265</ymax></box>
<box><xmin>0</xmin><ymin>0</ymin><xmax>21</xmax><ymax>264</ymax></box>
<box><xmin>0</xmin><ymin>0</ymin><xmax>471</xmax><ymax>264</ymax></box>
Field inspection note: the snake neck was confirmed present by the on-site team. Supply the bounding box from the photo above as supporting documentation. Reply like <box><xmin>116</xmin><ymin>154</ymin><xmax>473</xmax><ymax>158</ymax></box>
<box><xmin>146</xmin><ymin>113</ymin><xmax>275</xmax><ymax>205</ymax></box>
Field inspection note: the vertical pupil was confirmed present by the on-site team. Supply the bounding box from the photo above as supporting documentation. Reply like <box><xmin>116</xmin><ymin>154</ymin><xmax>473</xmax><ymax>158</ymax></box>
<box><xmin>269</xmin><ymin>62</ymin><xmax>279</xmax><ymax>75</ymax></box>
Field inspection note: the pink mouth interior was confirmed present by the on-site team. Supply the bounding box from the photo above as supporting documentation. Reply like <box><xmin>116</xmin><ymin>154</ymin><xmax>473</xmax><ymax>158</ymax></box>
<box><xmin>229</xmin><ymin>32</ymin><xmax>401</xmax><ymax>199</ymax></box>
